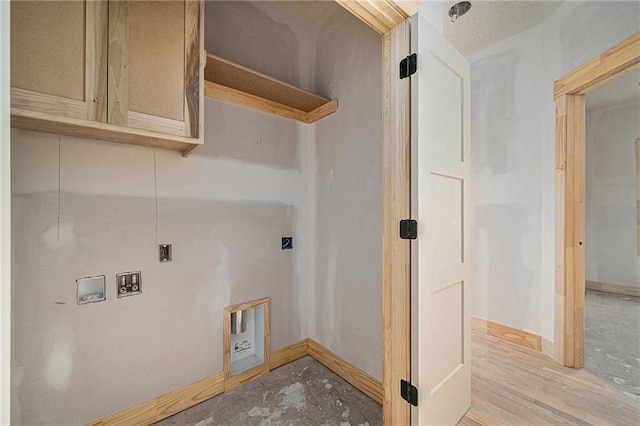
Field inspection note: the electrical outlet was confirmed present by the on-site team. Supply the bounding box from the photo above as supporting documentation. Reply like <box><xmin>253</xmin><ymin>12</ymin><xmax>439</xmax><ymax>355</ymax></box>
<box><xmin>116</xmin><ymin>271</ymin><xmax>142</xmax><ymax>298</ymax></box>
<box><xmin>282</xmin><ymin>237</ymin><xmax>293</xmax><ymax>250</ymax></box>
<box><xmin>159</xmin><ymin>244</ymin><xmax>172</xmax><ymax>263</ymax></box>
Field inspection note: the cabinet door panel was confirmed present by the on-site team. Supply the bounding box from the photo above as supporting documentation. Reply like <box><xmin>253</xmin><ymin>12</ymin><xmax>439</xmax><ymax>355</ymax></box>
<box><xmin>128</xmin><ymin>1</ymin><xmax>185</xmax><ymax>121</ymax></box>
<box><xmin>11</xmin><ymin>1</ymin><xmax>86</xmax><ymax>101</ymax></box>
<box><xmin>184</xmin><ymin>0</ymin><xmax>202</xmax><ymax>138</ymax></box>
<box><xmin>107</xmin><ymin>0</ymin><xmax>129</xmax><ymax>126</ymax></box>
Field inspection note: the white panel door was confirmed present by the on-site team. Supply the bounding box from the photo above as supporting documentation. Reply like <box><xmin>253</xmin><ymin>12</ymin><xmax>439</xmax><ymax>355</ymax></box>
<box><xmin>410</xmin><ymin>12</ymin><xmax>471</xmax><ymax>426</ymax></box>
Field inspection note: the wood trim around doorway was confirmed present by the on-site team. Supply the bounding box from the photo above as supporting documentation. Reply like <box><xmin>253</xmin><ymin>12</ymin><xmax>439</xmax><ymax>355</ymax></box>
<box><xmin>382</xmin><ymin>19</ymin><xmax>411</xmax><ymax>426</ymax></box>
<box><xmin>336</xmin><ymin>0</ymin><xmax>419</xmax><ymax>35</ymax></box>
<box><xmin>554</xmin><ymin>31</ymin><xmax>640</xmax><ymax>368</ymax></box>
<box><xmin>338</xmin><ymin>2</ymin><xmax>415</xmax><ymax>424</ymax></box>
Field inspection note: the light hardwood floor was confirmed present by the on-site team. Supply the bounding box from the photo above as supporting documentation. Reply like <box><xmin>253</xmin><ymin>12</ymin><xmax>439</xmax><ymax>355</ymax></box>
<box><xmin>460</xmin><ymin>332</ymin><xmax>639</xmax><ymax>425</ymax></box>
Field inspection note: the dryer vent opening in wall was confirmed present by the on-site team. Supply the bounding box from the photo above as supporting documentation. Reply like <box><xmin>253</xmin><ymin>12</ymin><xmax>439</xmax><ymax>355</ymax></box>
<box><xmin>225</xmin><ymin>298</ymin><xmax>270</xmax><ymax>379</ymax></box>
<box><xmin>231</xmin><ymin>309</ymin><xmax>248</xmax><ymax>334</ymax></box>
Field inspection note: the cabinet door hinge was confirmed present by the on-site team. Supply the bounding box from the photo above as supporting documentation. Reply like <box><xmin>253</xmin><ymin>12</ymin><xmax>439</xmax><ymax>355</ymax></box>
<box><xmin>399</xmin><ymin>53</ymin><xmax>417</xmax><ymax>79</ymax></box>
<box><xmin>399</xmin><ymin>219</ymin><xmax>417</xmax><ymax>240</ymax></box>
<box><xmin>400</xmin><ymin>379</ymin><xmax>418</xmax><ymax>406</ymax></box>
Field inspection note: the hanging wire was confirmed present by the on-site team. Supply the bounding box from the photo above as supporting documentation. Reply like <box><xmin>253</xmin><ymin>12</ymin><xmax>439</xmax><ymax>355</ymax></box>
<box><xmin>57</xmin><ymin>137</ymin><xmax>61</xmax><ymax>242</ymax></box>
<box><xmin>153</xmin><ymin>149</ymin><xmax>159</xmax><ymax>247</ymax></box>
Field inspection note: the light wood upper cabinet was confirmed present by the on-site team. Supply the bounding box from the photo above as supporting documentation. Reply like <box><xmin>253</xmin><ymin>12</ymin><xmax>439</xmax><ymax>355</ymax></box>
<box><xmin>108</xmin><ymin>1</ymin><xmax>201</xmax><ymax>139</ymax></box>
<box><xmin>11</xmin><ymin>0</ymin><xmax>108</xmax><ymax>122</ymax></box>
<box><xmin>10</xmin><ymin>0</ymin><xmax>204</xmax><ymax>156</ymax></box>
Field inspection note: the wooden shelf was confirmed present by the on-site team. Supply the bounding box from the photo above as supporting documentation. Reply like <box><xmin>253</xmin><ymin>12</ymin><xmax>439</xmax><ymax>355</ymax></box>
<box><xmin>204</xmin><ymin>54</ymin><xmax>338</xmax><ymax>123</ymax></box>
<box><xmin>11</xmin><ymin>108</ymin><xmax>202</xmax><ymax>157</ymax></box>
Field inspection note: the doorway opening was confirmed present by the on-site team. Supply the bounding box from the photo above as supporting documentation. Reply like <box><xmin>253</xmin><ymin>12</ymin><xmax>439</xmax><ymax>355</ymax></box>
<box><xmin>583</xmin><ymin>70</ymin><xmax>640</xmax><ymax>399</ymax></box>
<box><xmin>554</xmin><ymin>31</ymin><xmax>640</xmax><ymax>368</ymax></box>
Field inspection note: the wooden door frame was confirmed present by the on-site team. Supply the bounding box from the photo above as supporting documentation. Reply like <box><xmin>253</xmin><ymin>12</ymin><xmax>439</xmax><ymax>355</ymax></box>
<box><xmin>1</xmin><ymin>2</ymin><xmax>11</xmax><ymax>424</ymax></box>
<box><xmin>336</xmin><ymin>1</ymin><xmax>417</xmax><ymax>424</ymax></box>
<box><xmin>554</xmin><ymin>32</ymin><xmax>640</xmax><ymax>368</ymax></box>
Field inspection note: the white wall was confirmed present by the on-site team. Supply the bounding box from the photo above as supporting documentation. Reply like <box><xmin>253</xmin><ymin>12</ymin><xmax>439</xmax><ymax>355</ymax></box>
<box><xmin>470</xmin><ymin>1</ymin><xmax>640</xmax><ymax>342</ymax></box>
<box><xmin>586</xmin><ymin>102</ymin><xmax>640</xmax><ymax>287</ymax></box>
<box><xmin>313</xmin><ymin>5</ymin><xmax>383</xmax><ymax>380</ymax></box>
<box><xmin>11</xmin><ymin>111</ymin><xmax>310</xmax><ymax>426</ymax></box>
<box><xmin>10</xmin><ymin>1</ymin><xmax>385</xmax><ymax>422</ymax></box>
<box><xmin>1</xmin><ymin>1</ymin><xmax>12</xmax><ymax>424</ymax></box>
<box><xmin>205</xmin><ymin>1</ymin><xmax>316</xmax><ymax>92</ymax></box>
<box><xmin>10</xmin><ymin>2</ymin><xmax>317</xmax><ymax>423</ymax></box>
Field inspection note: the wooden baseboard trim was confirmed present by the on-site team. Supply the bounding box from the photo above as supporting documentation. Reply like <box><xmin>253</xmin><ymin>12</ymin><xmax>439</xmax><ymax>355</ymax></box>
<box><xmin>586</xmin><ymin>280</ymin><xmax>640</xmax><ymax>297</ymax></box>
<box><xmin>471</xmin><ymin>316</ymin><xmax>487</xmax><ymax>334</ymax></box>
<box><xmin>156</xmin><ymin>373</ymin><xmax>225</xmax><ymax>421</ymax></box>
<box><xmin>89</xmin><ymin>338</ymin><xmax>383</xmax><ymax>425</ymax></box>
<box><xmin>90</xmin><ymin>339</ymin><xmax>306</xmax><ymax>426</ymax></box>
<box><xmin>306</xmin><ymin>338</ymin><xmax>383</xmax><ymax>405</ymax></box>
<box><xmin>472</xmin><ymin>316</ymin><xmax>542</xmax><ymax>352</ymax></box>
<box><xmin>89</xmin><ymin>372</ymin><xmax>226</xmax><ymax>426</ymax></box>
<box><xmin>224</xmin><ymin>363</ymin><xmax>269</xmax><ymax>393</ymax></box>
<box><xmin>270</xmin><ymin>340</ymin><xmax>308</xmax><ymax>370</ymax></box>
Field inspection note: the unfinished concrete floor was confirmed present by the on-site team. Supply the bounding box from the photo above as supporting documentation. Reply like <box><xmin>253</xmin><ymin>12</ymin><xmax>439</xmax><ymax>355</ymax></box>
<box><xmin>585</xmin><ymin>289</ymin><xmax>640</xmax><ymax>403</ymax></box>
<box><xmin>156</xmin><ymin>332</ymin><xmax>639</xmax><ymax>425</ymax></box>
<box><xmin>155</xmin><ymin>356</ymin><xmax>382</xmax><ymax>426</ymax></box>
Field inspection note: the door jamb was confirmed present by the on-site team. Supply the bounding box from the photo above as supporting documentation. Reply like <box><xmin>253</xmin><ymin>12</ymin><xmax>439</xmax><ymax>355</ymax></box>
<box><xmin>0</xmin><ymin>2</ymin><xmax>11</xmax><ymax>424</ymax></box>
<box><xmin>382</xmin><ymin>20</ymin><xmax>411</xmax><ymax>426</ymax></box>
<box><xmin>554</xmin><ymin>32</ymin><xmax>640</xmax><ymax>368</ymax></box>
<box><xmin>335</xmin><ymin>1</ymin><xmax>417</xmax><ymax>424</ymax></box>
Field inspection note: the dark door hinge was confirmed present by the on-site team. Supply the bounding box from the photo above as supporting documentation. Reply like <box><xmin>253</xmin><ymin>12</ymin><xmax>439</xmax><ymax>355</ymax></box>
<box><xmin>400</xmin><ymin>379</ymin><xmax>418</xmax><ymax>406</ymax></box>
<box><xmin>399</xmin><ymin>53</ymin><xmax>417</xmax><ymax>79</ymax></box>
<box><xmin>399</xmin><ymin>219</ymin><xmax>417</xmax><ymax>240</ymax></box>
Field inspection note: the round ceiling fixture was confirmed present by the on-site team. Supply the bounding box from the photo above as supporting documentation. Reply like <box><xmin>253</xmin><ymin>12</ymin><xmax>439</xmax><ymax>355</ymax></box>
<box><xmin>449</xmin><ymin>1</ymin><xmax>472</xmax><ymax>22</ymax></box>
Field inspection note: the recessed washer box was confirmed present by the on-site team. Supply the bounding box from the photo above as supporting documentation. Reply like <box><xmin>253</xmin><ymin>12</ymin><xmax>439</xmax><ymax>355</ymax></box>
<box><xmin>116</xmin><ymin>271</ymin><xmax>142</xmax><ymax>298</ymax></box>
<box><xmin>77</xmin><ymin>275</ymin><xmax>106</xmax><ymax>305</ymax></box>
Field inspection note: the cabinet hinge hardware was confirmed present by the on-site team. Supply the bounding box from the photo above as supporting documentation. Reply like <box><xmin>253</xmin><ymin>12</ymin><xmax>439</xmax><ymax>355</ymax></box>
<box><xmin>399</xmin><ymin>53</ymin><xmax>417</xmax><ymax>79</ymax></box>
<box><xmin>400</xmin><ymin>379</ymin><xmax>418</xmax><ymax>406</ymax></box>
<box><xmin>399</xmin><ymin>219</ymin><xmax>417</xmax><ymax>240</ymax></box>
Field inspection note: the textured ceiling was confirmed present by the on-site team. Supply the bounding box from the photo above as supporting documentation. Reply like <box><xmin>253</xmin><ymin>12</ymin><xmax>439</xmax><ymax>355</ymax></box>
<box><xmin>586</xmin><ymin>69</ymin><xmax>640</xmax><ymax>111</ymax></box>
<box><xmin>443</xmin><ymin>1</ymin><xmax>564</xmax><ymax>56</ymax></box>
